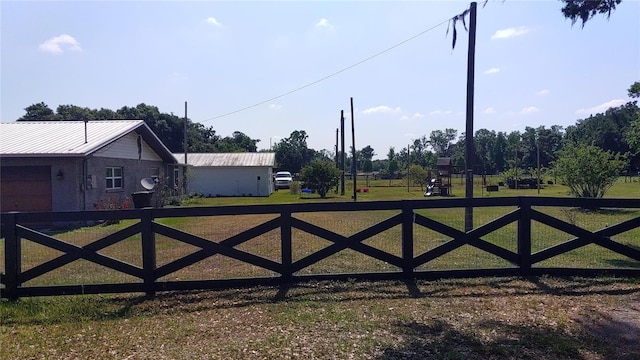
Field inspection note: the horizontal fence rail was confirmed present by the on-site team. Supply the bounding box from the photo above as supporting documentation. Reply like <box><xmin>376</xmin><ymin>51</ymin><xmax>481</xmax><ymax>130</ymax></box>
<box><xmin>1</xmin><ymin>197</ymin><xmax>640</xmax><ymax>299</ymax></box>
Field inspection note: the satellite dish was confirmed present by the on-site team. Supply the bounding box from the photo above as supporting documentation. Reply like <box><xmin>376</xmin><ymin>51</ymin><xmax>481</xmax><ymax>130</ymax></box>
<box><xmin>141</xmin><ymin>177</ymin><xmax>156</xmax><ymax>190</ymax></box>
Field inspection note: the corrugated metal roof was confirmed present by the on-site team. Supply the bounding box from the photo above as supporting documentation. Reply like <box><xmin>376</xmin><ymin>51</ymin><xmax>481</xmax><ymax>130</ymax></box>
<box><xmin>0</xmin><ymin>120</ymin><xmax>145</xmax><ymax>157</ymax></box>
<box><xmin>174</xmin><ymin>152</ymin><xmax>276</xmax><ymax>167</ymax></box>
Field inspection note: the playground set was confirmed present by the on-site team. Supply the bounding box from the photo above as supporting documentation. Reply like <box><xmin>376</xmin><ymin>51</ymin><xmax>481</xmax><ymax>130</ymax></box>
<box><xmin>424</xmin><ymin>157</ymin><xmax>453</xmax><ymax>197</ymax></box>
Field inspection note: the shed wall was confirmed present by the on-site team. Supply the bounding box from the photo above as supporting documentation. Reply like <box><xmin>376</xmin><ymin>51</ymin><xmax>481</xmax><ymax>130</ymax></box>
<box><xmin>189</xmin><ymin>167</ymin><xmax>273</xmax><ymax>197</ymax></box>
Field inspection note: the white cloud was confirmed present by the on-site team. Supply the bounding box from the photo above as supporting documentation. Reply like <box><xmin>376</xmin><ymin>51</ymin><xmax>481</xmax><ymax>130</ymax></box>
<box><xmin>206</xmin><ymin>17</ymin><xmax>223</xmax><ymax>28</ymax></box>
<box><xmin>484</xmin><ymin>67</ymin><xmax>500</xmax><ymax>75</ymax></box>
<box><xmin>429</xmin><ymin>110</ymin><xmax>453</xmax><ymax>116</ymax></box>
<box><xmin>361</xmin><ymin>105</ymin><xmax>401</xmax><ymax>114</ymax></box>
<box><xmin>536</xmin><ymin>89</ymin><xmax>550</xmax><ymax>96</ymax></box>
<box><xmin>38</xmin><ymin>34</ymin><xmax>82</xmax><ymax>54</ymax></box>
<box><xmin>520</xmin><ymin>106</ymin><xmax>540</xmax><ymax>114</ymax></box>
<box><xmin>484</xmin><ymin>107</ymin><xmax>496</xmax><ymax>114</ymax></box>
<box><xmin>413</xmin><ymin>112</ymin><xmax>424</xmax><ymax>118</ymax></box>
<box><xmin>491</xmin><ymin>26</ymin><xmax>529</xmax><ymax>40</ymax></box>
<box><xmin>316</xmin><ymin>18</ymin><xmax>334</xmax><ymax>30</ymax></box>
<box><xmin>399</xmin><ymin>115</ymin><xmax>409</xmax><ymax>121</ymax></box>
<box><xmin>575</xmin><ymin>99</ymin><xmax>625</xmax><ymax>115</ymax></box>
<box><xmin>269</xmin><ymin>104</ymin><xmax>283</xmax><ymax>110</ymax></box>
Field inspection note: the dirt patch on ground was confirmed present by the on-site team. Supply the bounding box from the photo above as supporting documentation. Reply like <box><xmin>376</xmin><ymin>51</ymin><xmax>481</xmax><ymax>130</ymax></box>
<box><xmin>4</xmin><ymin>277</ymin><xmax>640</xmax><ymax>360</ymax></box>
<box><xmin>578</xmin><ymin>294</ymin><xmax>640</xmax><ymax>359</ymax></box>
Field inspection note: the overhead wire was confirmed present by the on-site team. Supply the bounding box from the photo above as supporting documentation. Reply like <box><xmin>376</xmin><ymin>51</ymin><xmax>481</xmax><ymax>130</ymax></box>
<box><xmin>199</xmin><ymin>16</ymin><xmax>453</xmax><ymax>124</ymax></box>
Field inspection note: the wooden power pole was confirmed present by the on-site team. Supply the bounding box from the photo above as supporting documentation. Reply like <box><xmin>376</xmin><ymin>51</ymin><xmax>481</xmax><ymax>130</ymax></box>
<box><xmin>351</xmin><ymin>97</ymin><xmax>357</xmax><ymax>202</ymax></box>
<box><xmin>341</xmin><ymin>110</ymin><xmax>345</xmax><ymax>196</ymax></box>
<box><xmin>464</xmin><ymin>2</ymin><xmax>477</xmax><ymax>232</ymax></box>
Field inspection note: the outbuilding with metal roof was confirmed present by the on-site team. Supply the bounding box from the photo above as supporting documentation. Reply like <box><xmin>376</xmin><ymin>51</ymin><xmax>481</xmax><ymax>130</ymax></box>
<box><xmin>0</xmin><ymin>120</ymin><xmax>180</xmax><ymax>212</ymax></box>
<box><xmin>174</xmin><ymin>152</ymin><xmax>276</xmax><ymax>197</ymax></box>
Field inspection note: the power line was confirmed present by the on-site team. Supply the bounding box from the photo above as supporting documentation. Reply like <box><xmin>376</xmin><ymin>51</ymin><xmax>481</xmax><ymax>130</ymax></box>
<box><xmin>199</xmin><ymin>16</ymin><xmax>452</xmax><ymax>124</ymax></box>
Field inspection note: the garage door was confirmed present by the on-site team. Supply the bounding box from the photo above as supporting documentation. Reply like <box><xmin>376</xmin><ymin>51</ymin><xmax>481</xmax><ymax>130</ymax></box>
<box><xmin>0</xmin><ymin>166</ymin><xmax>53</xmax><ymax>212</ymax></box>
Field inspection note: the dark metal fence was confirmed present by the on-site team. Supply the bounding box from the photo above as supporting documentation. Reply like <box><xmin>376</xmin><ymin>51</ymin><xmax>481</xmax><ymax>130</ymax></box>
<box><xmin>1</xmin><ymin>197</ymin><xmax>639</xmax><ymax>300</ymax></box>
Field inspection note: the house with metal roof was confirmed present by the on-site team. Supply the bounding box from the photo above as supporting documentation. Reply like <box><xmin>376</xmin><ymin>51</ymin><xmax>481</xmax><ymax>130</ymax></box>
<box><xmin>174</xmin><ymin>152</ymin><xmax>276</xmax><ymax>197</ymax></box>
<box><xmin>0</xmin><ymin>120</ymin><xmax>181</xmax><ymax>212</ymax></box>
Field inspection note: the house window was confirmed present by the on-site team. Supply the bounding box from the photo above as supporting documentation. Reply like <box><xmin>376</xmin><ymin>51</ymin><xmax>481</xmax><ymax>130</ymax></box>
<box><xmin>173</xmin><ymin>167</ymin><xmax>180</xmax><ymax>188</ymax></box>
<box><xmin>151</xmin><ymin>167</ymin><xmax>160</xmax><ymax>184</ymax></box>
<box><xmin>106</xmin><ymin>167</ymin><xmax>123</xmax><ymax>190</ymax></box>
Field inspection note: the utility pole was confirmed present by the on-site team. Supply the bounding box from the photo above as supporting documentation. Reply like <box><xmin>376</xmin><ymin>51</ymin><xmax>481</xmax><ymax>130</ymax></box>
<box><xmin>341</xmin><ymin>111</ymin><xmax>345</xmax><ymax>196</ymax></box>
<box><xmin>335</xmin><ymin>127</ymin><xmax>339</xmax><ymax>193</ymax></box>
<box><xmin>184</xmin><ymin>101</ymin><xmax>188</xmax><ymax>165</ymax></box>
<box><xmin>537</xmin><ymin>139</ymin><xmax>541</xmax><ymax>194</ymax></box>
<box><xmin>183</xmin><ymin>101</ymin><xmax>188</xmax><ymax>196</ymax></box>
<box><xmin>407</xmin><ymin>144</ymin><xmax>410</xmax><ymax>193</ymax></box>
<box><xmin>515</xmin><ymin>143</ymin><xmax>519</xmax><ymax>190</ymax></box>
<box><xmin>351</xmin><ymin>97</ymin><xmax>357</xmax><ymax>202</ymax></box>
<box><xmin>464</xmin><ymin>2</ymin><xmax>477</xmax><ymax>232</ymax></box>
<box><xmin>335</xmin><ymin>127</ymin><xmax>339</xmax><ymax>168</ymax></box>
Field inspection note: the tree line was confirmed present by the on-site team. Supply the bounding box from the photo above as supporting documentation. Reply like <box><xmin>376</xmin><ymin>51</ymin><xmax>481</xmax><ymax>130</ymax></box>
<box><xmin>375</xmin><ymin>82</ymin><xmax>640</xmax><ymax>178</ymax></box>
<box><xmin>14</xmin><ymin>82</ymin><xmax>640</xmax><ymax>177</ymax></box>
<box><xmin>17</xmin><ymin>102</ymin><xmax>259</xmax><ymax>153</ymax></box>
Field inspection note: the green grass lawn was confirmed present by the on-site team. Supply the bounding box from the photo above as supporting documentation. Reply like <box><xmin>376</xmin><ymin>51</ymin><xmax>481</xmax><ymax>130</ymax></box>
<box><xmin>2</xmin><ymin>277</ymin><xmax>639</xmax><ymax>359</ymax></box>
<box><xmin>182</xmin><ymin>175</ymin><xmax>640</xmax><ymax>206</ymax></box>
<box><xmin>3</xmin><ymin>178</ymin><xmax>638</xmax><ymax>287</ymax></box>
<box><xmin>1</xmin><ymin>178</ymin><xmax>639</xmax><ymax>359</ymax></box>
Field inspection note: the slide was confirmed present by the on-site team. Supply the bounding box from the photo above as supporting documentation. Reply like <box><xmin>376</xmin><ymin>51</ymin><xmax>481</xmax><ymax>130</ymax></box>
<box><xmin>424</xmin><ymin>185</ymin><xmax>434</xmax><ymax>197</ymax></box>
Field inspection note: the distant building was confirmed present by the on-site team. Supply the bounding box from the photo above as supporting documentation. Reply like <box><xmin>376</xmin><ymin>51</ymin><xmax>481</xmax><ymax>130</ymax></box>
<box><xmin>174</xmin><ymin>152</ymin><xmax>276</xmax><ymax>197</ymax></box>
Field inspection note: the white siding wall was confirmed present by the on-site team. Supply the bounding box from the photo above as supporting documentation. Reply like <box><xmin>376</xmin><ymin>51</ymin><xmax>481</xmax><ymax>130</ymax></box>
<box><xmin>94</xmin><ymin>132</ymin><xmax>162</xmax><ymax>161</ymax></box>
<box><xmin>189</xmin><ymin>167</ymin><xmax>273</xmax><ymax>197</ymax></box>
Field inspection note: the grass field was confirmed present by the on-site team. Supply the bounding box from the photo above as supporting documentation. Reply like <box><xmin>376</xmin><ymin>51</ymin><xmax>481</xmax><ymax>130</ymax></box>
<box><xmin>6</xmin><ymin>179</ymin><xmax>639</xmax><ymax>286</ymax></box>
<box><xmin>1</xmin><ymin>178</ymin><xmax>639</xmax><ymax>359</ymax></box>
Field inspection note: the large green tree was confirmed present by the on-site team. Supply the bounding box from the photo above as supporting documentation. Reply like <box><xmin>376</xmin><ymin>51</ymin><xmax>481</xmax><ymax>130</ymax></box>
<box><xmin>560</xmin><ymin>0</ymin><xmax>622</xmax><ymax>27</ymax></box>
<box><xmin>429</xmin><ymin>129</ymin><xmax>457</xmax><ymax>157</ymax></box>
<box><xmin>410</xmin><ymin>136</ymin><xmax>435</xmax><ymax>169</ymax></box>
<box><xmin>491</xmin><ymin>131</ymin><xmax>508</xmax><ymax>173</ymax></box>
<box><xmin>565</xmin><ymin>102</ymin><xmax>638</xmax><ymax>171</ymax></box>
<box><xmin>217</xmin><ymin>131</ymin><xmax>260</xmax><ymax>152</ymax></box>
<box><xmin>56</xmin><ymin>105</ymin><xmax>96</xmax><ymax>121</ymax></box>
<box><xmin>474</xmin><ymin>129</ymin><xmax>497</xmax><ymax>174</ymax></box>
<box><xmin>18</xmin><ymin>102</ymin><xmax>57</xmax><ymax>121</ymax></box>
<box><xmin>274</xmin><ymin>130</ymin><xmax>316</xmax><ymax>173</ymax></box>
<box><xmin>408</xmin><ymin>164</ymin><xmax>428</xmax><ymax>191</ymax></box>
<box><xmin>625</xmin><ymin>81</ymin><xmax>640</xmax><ymax>158</ymax></box>
<box><xmin>386</xmin><ymin>147</ymin><xmax>400</xmax><ymax>180</ymax></box>
<box><xmin>359</xmin><ymin>145</ymin><xmax>375</xmax><ymax>173</ymax></box>
<box><xmin>554</xmin><ymin>144</ymin><xmax>627</xmax><ymax>199</ymax></box>
<box><xmin>299</xmin><ymin>159</ymin><xmax>341</xmax><ymax>198</ymax></box>
<box><xmin>360</xmin><ymin>145</ymin><xmax>375</xmax><ymax>162</ymax></box>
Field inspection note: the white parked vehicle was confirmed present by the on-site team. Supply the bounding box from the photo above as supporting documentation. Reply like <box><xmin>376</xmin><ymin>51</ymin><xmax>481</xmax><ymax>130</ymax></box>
<box><xmin>274</xmin><ymin>171</ymin><xmax>293</xmax><ymax>189</ymax></box>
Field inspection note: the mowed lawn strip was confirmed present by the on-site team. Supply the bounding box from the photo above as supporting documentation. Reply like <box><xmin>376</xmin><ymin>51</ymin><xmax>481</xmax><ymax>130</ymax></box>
<box><xmin>2</xmin><ymin>179</ymin><xmax>640</xmax><ymax>359</ymax></box>
<box><xmin>2</xmin><ymin>277</ymin><xmax>640</xmax><ymax>359</ymax></box>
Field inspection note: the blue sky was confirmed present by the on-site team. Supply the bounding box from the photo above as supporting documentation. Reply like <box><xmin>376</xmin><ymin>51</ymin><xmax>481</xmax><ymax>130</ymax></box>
<box><xmin>2</xmin><ymin>1</ymin><xmax>639</xmax><ymax>159</ymax></box>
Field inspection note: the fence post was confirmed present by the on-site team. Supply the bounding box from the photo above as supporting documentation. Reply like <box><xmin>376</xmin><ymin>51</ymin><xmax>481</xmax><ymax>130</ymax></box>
<box><xmin>141</xmin><ymin>209</ymin><xmax>156</xmax><ymax>298</ymax></box>
<box><xmin>281</xmin><ymin>208</ymin><xmax>293</xmax><ymax>281</ymax></box>
<box><xmin>401</xmin><ymin>201</ymin><xmax>414</xmax><ymax>278</ymax></box>
<box><xmin>517</xmin><ymin>197</ymin><xmax>532</xmax><ymax>276</ymax></box>
<box><xmin>4</xmin><ymin>213</ymin><xmax>21</xmax><ymax>301</ymax></box>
